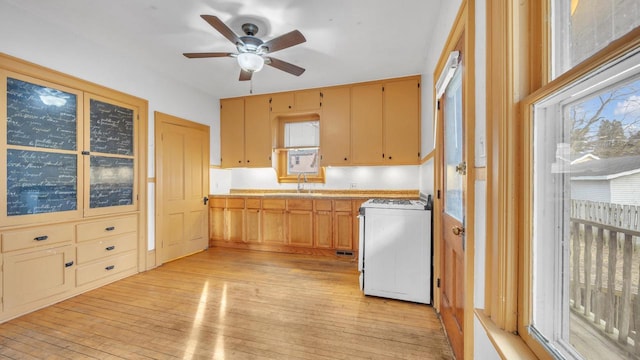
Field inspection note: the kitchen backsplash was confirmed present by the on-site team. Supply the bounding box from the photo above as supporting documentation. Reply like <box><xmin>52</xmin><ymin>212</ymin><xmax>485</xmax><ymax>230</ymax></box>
<box><xmin>210</xmin><ymin>165</ymin><xmax>421</xmax><ymax>194</ymax></box>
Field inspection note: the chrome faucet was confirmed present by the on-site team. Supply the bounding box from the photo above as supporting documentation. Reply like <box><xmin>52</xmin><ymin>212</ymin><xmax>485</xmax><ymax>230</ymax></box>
<box><xmin>297</xmin><ymin>173</ymin><xmax>307</xmax><ymax>193</ymax></box>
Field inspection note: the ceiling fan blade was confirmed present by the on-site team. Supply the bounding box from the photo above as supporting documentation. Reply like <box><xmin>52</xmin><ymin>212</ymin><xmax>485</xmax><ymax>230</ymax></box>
<box><xmin>239</xmin><ymin>69</ymin><xmax>253</xmax><ymax>81</ymax></box>
<box><xmin>201</xmin><ymin>15</ymin><xmax>243</xmax><ymax>45</ymax></box>
<box><xmin>183</xmin><ymin>52</ymin><xmax>234</xmax><ymax>58</ymax></box>
<box><xmin>265</xmin><ymin>57</ymin><xmax>305</xmax><ymax>76</ymax></box>
<box><xmin>261</xmin><ymin>30</ymin><xmax>306</xmax><ymax>53</ymax></box>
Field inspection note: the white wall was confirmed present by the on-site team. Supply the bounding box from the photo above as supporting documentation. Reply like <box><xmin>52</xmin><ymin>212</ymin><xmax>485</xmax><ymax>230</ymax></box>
<box><xmin>0</xmin><ymin>2</ymin><xmax>218</xmax><ymax>252</ymax></box>
<box><xmin>211</xmin><ymin>166</ymin><xmax>421</xmax><ymax>193</ymax></box>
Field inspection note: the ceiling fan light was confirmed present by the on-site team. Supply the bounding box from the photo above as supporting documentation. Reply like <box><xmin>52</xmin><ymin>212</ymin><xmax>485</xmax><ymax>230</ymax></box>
<box><xmin>237</xmin><ymin>52</ymin><xmax>264</xmax><ymax>72</ymax></box>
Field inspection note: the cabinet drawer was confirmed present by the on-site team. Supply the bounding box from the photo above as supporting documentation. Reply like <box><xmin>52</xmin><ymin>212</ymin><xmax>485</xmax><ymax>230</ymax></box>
<box><xmin>227</xmin><ymin>198</ymin><xmax>245</xmax><ymax>209</ymax></box>
<box><xmin>334</xmin><ymin>200</ymin><xmax>352</xmax><ymax>212</ymax></box>
<box><xmin>76</xmin><ymin>251</ymin><xmax>137</xmax><ymax>286</ymax></box>
<box><xmin>210</xmin><ymin>198</ymin><xmax>226</xmax><ymax>208</ymax></box>
<box><xmin>2</xmin><ymin>223</ymin><xmax>74</xmax><ymax>252</ymax></box>
<box><xmin>288</xmin><ymin>199</ymin><xmax>313</xmax><ymax>211</ymax></box>
<box><xmin>262</xmin><ymin>199</ymin><xmax>286</xmax><ymax>210</ymax></box>
<box><xmin>315</xmin><ymin>200</ymin><xmax>332</xmax><ymax>211</ymax></box>
<box><xmin>246</xmin><ymin>198</ymin><xmax>261</xmax><ymax>209</ymax></box>
<box><xmin>76</xmin><ymin>215</ymin><xmax>137</xmax><ymax>242</ymax></box>
<box><xmin>77</xmin><ymin>232</ymin><xmax>137</xmax><ymax>264</ymax></box>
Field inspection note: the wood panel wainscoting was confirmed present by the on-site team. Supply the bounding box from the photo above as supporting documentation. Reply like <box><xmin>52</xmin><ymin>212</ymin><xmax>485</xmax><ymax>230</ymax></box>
<box><xmin>0</xmin><ymin>247</ymin><xmax>454</xmax><ymax>359</ymax></box>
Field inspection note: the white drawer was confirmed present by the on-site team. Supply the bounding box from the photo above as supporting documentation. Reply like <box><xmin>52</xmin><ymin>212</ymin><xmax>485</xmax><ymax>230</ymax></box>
<box><xmin>76</xmin><ymin>251</ymin><xmax>137</xmax><ymax>286</ymax></box>
<box><xmin>2</xmin><ymin>223</ymin><xmax>74</xmax><ymax>252</ymax></box>
<box><xmin>76</xmin><ymin>232</ymin><xmax>137</xmax><ymax>264</ymax></box>
<box><xmin>76</xmin><ymin>215</ymin><xmax>137</xmax><ymax>243</ymax></box>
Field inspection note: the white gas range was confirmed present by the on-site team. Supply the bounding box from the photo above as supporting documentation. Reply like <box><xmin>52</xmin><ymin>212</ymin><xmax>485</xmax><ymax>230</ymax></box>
<box><xmin>358</xmin><ymin>197</ymin><xmax>432</xmax><ymax>304</ymax></box>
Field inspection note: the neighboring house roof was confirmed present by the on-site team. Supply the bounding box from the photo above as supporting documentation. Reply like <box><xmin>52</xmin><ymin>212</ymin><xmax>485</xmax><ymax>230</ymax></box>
<box><xmin>571</xmin><ymin>156</ymin><xmax>640</xmax><ymax>180</ymax></box>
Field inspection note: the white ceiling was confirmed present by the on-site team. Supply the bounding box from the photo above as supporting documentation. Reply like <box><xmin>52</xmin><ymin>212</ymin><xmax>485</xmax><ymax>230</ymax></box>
<box><xmin>3</xmin><ymin>0</ymin><xmax>442</xmax><ymax>99</ymax></box>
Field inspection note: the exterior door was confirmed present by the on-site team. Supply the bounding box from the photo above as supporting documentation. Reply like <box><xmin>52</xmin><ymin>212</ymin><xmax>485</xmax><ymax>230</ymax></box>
<box><xmin>156</xmin><ymin>112</ymin><xmax>209</xmax><ymax>263</ymax></box>
<box><xmin>439</xmin><ymin>50</ymin><xmax>465</xmax><ymax>359</ymax></box>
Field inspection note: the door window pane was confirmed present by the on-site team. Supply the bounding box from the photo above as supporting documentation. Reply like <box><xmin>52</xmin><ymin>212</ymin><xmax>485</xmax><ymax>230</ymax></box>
<box><xmin>90</xmin><ymin>99</ymin><xmax>134</xmax><ymax>155</ymax></box>
<box><xmin>444</xmin><ymin>68</ymin><xmax>463</xmax><ymax>222</ymax></box>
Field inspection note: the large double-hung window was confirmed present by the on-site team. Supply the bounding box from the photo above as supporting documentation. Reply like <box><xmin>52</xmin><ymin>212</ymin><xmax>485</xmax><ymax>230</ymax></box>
<box><xmin>527</xmin><ymin>1</ymin><xmax>640</xmax><ymax>359</ymax></box>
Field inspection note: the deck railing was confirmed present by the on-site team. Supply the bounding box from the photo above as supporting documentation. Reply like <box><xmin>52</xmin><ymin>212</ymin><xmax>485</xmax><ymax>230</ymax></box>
<box><xmin>570</xmin><ymin>200</ymin><xmax>640</xmax><ymax>356</ymax></box>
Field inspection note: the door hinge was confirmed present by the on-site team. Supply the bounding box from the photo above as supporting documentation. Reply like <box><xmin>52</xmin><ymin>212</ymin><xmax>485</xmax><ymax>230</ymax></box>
<box><xmin>437</xmin><ymin>100</ymin><xmax>441</xmax><ymax>110</ymax></box>
<box><xmin>437</xmin><ymin>190</ymin><xmax>441</xmax><ymax>199</ymax></box>
<box><xmin>418</xmin><ymin>82</ymin><xmax>420</xmax><ymax>88</ymax></box>
<box><xmin>137</xmin><ymin>194</ymin><xmax>139</xmax><ymax>200</ymax></box>
<box><xmin>437</xmin><ymin>278</ymin><xmax>441</xmax><ymax>288</ymax></box>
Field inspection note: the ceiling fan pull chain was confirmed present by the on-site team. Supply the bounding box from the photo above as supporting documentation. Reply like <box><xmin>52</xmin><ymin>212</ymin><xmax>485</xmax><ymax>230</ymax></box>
<box><xmin>250</xmin><ymin>77</ymin><xmax>254</xmax><ymax>94</ymax></box>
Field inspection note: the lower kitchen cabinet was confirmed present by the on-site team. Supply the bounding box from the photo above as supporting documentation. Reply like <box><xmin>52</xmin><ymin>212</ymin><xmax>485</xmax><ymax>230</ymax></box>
<box><xmin>287</xmin><ymin>199</ymin><xmax>314</xmax><ymax>247</ymax></box>
<box><xmin>3</xmin><ymin>244</ymin><xmax>75</xmax><ymax>311</ymax></box>
<box><xmin>314</xmin><ymin>200</ymin><xmax>333</xmax><ymax>249</ymax></box>
<box><xmin>209</xmin><ymin>198</ymin><xmax>225</xmax><ymax>243</ymax></box>
<box><xmin>226</xmin><ymin>198</ymin><xmax>245</xmax><ymax>243</ymax></box>
<box><xmin>334</xmin><ymin>200</ymin><xmax>354</xmax><ymax>250</ymax></box>
<box><xmin>262</xmin><ymin>199</ymin><xmax>287</xmax><ymax>244</ymax></box>
<box><xmin>209</xmin><ymin>195</ymin><xmax>374</xmax><ymax>256</ymax></box>
<box><xmin>245</xmin><ymin>198</ymin><xmax>261</xmax><ymax>243</ymax></box>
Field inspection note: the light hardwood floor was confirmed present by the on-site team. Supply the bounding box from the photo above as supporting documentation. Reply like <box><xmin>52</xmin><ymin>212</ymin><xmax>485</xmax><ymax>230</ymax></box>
<box><xmin>0</xmin><ymin>248</ymin><xmax>453</xmax><ymax>359</ymax></box>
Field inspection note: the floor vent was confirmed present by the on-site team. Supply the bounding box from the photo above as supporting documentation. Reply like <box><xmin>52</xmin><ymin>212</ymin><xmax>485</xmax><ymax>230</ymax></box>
<box><xmin>336</xmin><ymin>250</ymin><xmax>354</xmax><ymax>256</ymax></box>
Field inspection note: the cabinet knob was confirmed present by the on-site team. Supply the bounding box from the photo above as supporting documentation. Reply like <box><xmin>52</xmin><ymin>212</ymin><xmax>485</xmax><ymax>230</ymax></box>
<box><xmin>344</xmin><ymin>157</ymin><xmax>348</xmax><ymax>161</ymax></box>
<box><xmin>388</xmin><ymin>156</ymin><xmax>392</xmax><ymax>160</ymax></box>
<box><xmin>238</xmin><ymin>160</ymin><xmax>242</xmax><ymax>163</ymax></box>
<box><xmin>247</xmin><ymin>160</ymin><xmax>250</xmax><ymax>163</ymax></box>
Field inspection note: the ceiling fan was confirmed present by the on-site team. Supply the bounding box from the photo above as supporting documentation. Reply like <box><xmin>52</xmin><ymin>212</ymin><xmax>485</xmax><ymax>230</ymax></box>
<box><xmin>183</xmin><ymin>15</ymin><xmax>306</xmax><ymax>81</ymax></box>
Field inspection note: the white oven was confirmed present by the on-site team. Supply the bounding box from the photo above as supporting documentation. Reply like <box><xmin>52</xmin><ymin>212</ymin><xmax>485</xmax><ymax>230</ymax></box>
<box><xmin>358</xmin><ymin>197</ymin><xmax>432</xmax><ymax>304</ymax></box>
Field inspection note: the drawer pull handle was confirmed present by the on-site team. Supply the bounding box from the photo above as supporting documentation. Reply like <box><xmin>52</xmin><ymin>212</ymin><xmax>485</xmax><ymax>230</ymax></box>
<box><xmin>105</xmin><ymin>226</ymin><xmax>115</xmax><ymax>231</ymax></box>
<box><xmin>105</xmin><ymin>245</ymin><xmax>116</xmax><ymax>251</ymax></box>
<box><xmin>105</xmin><ymin>265</ymin><xmax>115</xmax><ymax>271</ymax></box>
<box><xmin>34</xmin><ymin>235</ymin><xmax>49</xmax><ymax>241</ymax></box>
<box><xmin>65</xmin><ymin>261</ymin><xmax>74</xmax><ymax>268</ymax></box>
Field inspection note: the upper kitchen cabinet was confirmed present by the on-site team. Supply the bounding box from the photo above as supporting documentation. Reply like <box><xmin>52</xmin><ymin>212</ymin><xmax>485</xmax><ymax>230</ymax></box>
<box><xmin>220</xmin><ymin>98</ymin><xmax>245</xmax><ymax>167</ymax></box>
<box><xmin>270</xmin><ymin>89</ymin><xmax>321</xmax><ymax>113</ymax></box>
<box><xmin>220</xmin><ymin>96</ymin><xmax>272</xmax><ymax>168</ymax></box>
<box><xmin>244</xmin><ymin>95</ymin><xmax>272</xmax><ymax>167</ymax></box>
<box><xmin>351</xmin><ymin>76</ymin><xmax>421</xmax><ymax>165</ymax></box>
<box><xmin>383</xmin><ymin>78</ymin><xmax>421</xmax><ymax>164</ymax></box>
<box><xmin>351</xmin><ymin>83</ymin><xmax>384</xmax><ymax>164</ymax></box>
<box><xmin>320</xmin><ymin>87</ymin><xmax>351</xmax><ymax>166</ymax></box>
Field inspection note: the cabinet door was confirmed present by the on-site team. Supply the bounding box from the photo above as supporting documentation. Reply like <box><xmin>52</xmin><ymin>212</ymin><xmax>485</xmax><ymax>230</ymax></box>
<box><xmin>3</xmin><ymin>74</ymin><xmax>83</xmax><ymax>226</ymax></box>
<box><xmin>3</xmin><ymin>244</ymin><xmax>74</xmax><ymax>310</ymax></box>
<box><xmin>244</xmin><ymin>95</ymin><xmax>273</xmax><ymax>167</ymax></box>
<box><xmin>295</xmin><ymin>90</ymin><xmax>321</xmax><ymax>111</ymax></box>
<box><xmin>351</xmin><ymin>83</ymin><xmax>383</xmax><ymax>164</ymax></box>
<box><xmin>245</xmin><ymin>208</ymin><xmax>261</xmax><ymax>243</ymax></box>
<box><xmin>227</xmin><ymin>208</ymin><xmax>244</xmax><ymax>242</ymax></box>
<box><xmin>270</xmin><ymin>92</ymin><xmax>294</xmax><ymax>113</ymax></box>
<box><xmin>262</xmin><ymin>209</ymin><xmax>286</xmax><ymax>244</ymax></box>
<box><xmin>320</xmin><ymin>87</ymin><xmax>351</xmax><ymax>165</ymax></box>
<box><xmin>210</xmin><ymin>206</ymin><xmax>225</xmax><ymax>242</ymax></box>
<box><xmin>220</xmin><ymin>98</ymin><xmax>245</xmax><ymax>167</ymax></box>
<box><xmin>314</xmin><ymin>211</ymin><xmax>333</xmax><ymax>248</ymax></box>
<box><xmin>288</xmin><ymin>210</ymin><xmax>314</xmax><ymax>247</ymax></box>
<box><xmin>383</xmin><ymin>78</ymin><xmax>420</xmax><ymax>164</ymax></box>
<box><xmin>84</xmin><ymin>94</ymin><xmax>138</xmax><ymax>217</ymax></box>
<box><xmin>334</xmin><ymin>211</ymin><xmax>354</xmax><ymax>250</ymax></box>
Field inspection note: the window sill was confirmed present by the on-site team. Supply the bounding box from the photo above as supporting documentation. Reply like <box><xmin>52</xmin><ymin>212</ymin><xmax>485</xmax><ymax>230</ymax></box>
<box><xmin>475</xmin><ymin>309</ymin><xmax>538</xmax><ymax>360</ymax></box>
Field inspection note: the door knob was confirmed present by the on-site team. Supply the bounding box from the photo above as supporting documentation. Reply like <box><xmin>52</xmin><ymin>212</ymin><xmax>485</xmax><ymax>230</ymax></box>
<box><xmin>452</xmin><ymin>226</ymin><xmax>465</xmax><ymax>236</ymax></box>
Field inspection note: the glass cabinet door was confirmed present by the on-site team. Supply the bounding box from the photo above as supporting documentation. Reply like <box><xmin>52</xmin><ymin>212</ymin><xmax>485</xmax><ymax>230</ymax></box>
<box><xmin>83</xmin><ymin>95</ymin><xmax>137</xmax><ymax>216</ymax></box>
<box><xmin>2</xmin><ymin>74</ymin><xmax>83</xmax><ymax>224</ymax></box>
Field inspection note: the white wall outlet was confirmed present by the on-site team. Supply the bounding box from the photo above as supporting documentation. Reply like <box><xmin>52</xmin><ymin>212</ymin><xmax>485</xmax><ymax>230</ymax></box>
<box><xmin>350</xmin><ymin>183</ymin><xmax>357</xmax><ymax>189</ymax></box>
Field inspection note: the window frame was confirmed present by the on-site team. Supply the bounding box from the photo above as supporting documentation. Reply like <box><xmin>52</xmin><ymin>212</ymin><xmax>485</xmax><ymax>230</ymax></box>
<box><xmin>519</xmin><ymin>25</ymin><xmax>640</xmax><ymax>360</ymax></box>
<box><xmin>274</xmin><ymin>114</ymin><xmax>325</xmax><ymax>184</ymax></box>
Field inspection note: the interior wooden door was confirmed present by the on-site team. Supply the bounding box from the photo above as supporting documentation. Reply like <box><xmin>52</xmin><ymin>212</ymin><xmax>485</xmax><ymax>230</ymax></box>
<box><xmin>156</xmin><ymin>112</ymin><xmax>209</xmax><ymax>263</ymax></box>
<box><xmin>439</xmin><ymin>46</ymin><xmax>465</xmax><ymax>360</ymax></box>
